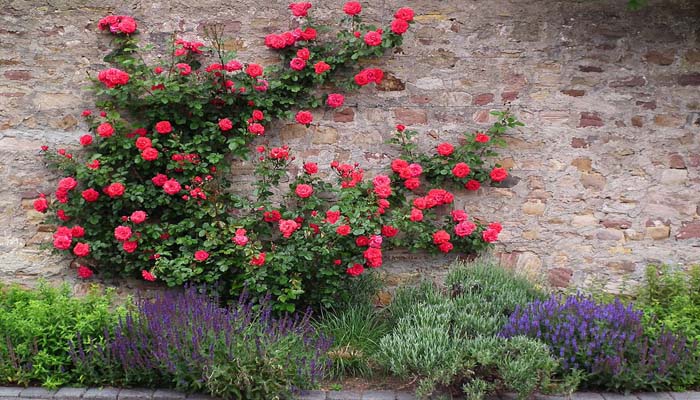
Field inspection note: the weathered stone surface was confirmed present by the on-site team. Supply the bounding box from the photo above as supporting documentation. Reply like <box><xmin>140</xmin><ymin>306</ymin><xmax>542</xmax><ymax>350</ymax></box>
<box><xmin>522</xmin><ymin>200</ymin><xmax>545</xmax><ymax>215</ymax></box>
<box><xmin>578</xmin><ymin>112</ymin><xmax>604</xmax><ymax>127</ymax></box>
<box><xmin>548</xmin><ymin>267</ymin><xmax>573</xmax><ymax>287</ymax></box>
<box><xmin>677</xmin><ymin>222</ymin><xmax>700</xmax><ymax>239</ymax></box>
<box><xmin>644</xmin><ymin>50</ymin><xmax>675</xmax><ymax>65</ymax></box>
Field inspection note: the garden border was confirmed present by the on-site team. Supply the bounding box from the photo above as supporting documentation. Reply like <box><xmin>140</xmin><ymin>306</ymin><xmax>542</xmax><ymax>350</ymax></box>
<box><xmin>1</xmin><ymin>387</ymin><xmax>699</xmax><ymax>400</ymax></box>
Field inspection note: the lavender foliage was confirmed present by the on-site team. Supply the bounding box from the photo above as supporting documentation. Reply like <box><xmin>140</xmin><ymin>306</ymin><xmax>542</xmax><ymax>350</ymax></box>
<box><xmin>70</xmin><ymin>287</ymin><xmax>331</xmax><ymax>398</ymax></box>
<box><xmin>500</xmin><ymin>294</ymin><xmax>699</xmax><ymax>391</ymax></box>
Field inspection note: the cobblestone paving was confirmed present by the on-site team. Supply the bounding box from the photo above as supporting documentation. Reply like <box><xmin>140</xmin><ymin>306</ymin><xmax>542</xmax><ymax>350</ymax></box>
<box><xmin>0</xmin><ymin>388</ymin><xmax>699</xmax><ymax>400</ymax></box>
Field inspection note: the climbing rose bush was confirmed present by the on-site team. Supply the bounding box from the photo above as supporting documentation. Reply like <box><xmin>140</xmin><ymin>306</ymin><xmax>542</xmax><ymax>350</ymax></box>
<box><xmin>35</xmin><ymin>3</ymin><xmax>515</xmax><ymax>311</ymax></box>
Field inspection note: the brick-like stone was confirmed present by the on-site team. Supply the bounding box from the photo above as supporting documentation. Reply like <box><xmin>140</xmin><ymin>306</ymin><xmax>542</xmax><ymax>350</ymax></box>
<box><xmin>579</xmin><ymin>112</ymin><xmax>604</xmax><ymax>128</ymax></box>
<box><xmin>646</xmin><ymin>225</ymin><xmax>670</xmax><ymax>240</ymax></box>
<box><xmin>562</xmin><ymin>89</ymin><xmax>585</xmax><ymax>97</ymax></box>
<box><xmin>609</xmin><ymin>76</ymin><xmax>646</xmax><ymax>87</ymax></box>
<box><xmin>522</xmin><ymin>200</ymin><xmax>545</xmax><ymax>215</ymax></box>
<box><xmin>686</xmin><ymin>49</ymin><xmax>700</xmax><ymax>63</ymax></box>
<box><xmin>636</xmin><ymin>100</ymin><xmax>657</xmax><ymax>110</ymax></box>
<box><xmin>669</xmin><ymin>154</ymin><xmax>686</xmax><ymax>169</ymax></box>
<box><xmin>678</xmin><ymin>73</ymin><xmax>700</xmax><ymax>86</ymax></box>
<box><xmin>312</xmin><ymin>126</ymin><xmax>339</xmax><ymax>144</ymax></box>
<box><xmin>54</xmin><ymin>388</ymin><xmax>86</xmax><ymax>400</ymax></box>
<box><xmin>677</xmin><ymin>221</ymin><xmax>700</xmax><ymax>239</ymax></box>
<box><xmin>579</xmin><ymin>65</ymin><xmax>604</xmax><ymax>73</ymax></box>
<box><xmin>20</xmin><ymin>388</ymin><xmax>56</xmax><ymax>399</ymax></box>
<box><xmin>361</xmin><ymin>390</ymin><xmax>395</xmax><ymax>400</ymax></box>
<box><xmin>571</xmin><ymin>393</ymin><xmax>605</xmax><ymax>400</ymax></box>
<box><xmin>4</xmin><ymin>70</ymin><xmax>32</xmax><ymax>80</ymax></box>
<box><xmin>376</xmin><ymin>74</ymin><xmax>405</xmax><ymax>91</ymax></box>
<box><xmin>393</xmin><ymin>108</ymin><xmax>427</xmax><ymax>125</ymax></box>
<box><xmin>596</xmin><ymin>228</ymin><xmax>624</xmax><ymax>241</ymax></box>
<box><xmin>644</xmin><ymin>50</ymin><xmax>675</xmax><ymax>65</ymax></box>
<box><xmin>333</xmin><ymin>108</ymin><xmax>354</xmax><ymax>123</ymax></box>
<box><xmin>118</xmin><ymin>389</ymin><xmax>154</xmax><ymax>400</ymax></box>
<box><xmin>395</xmin><ymin>393</ymin><xmax>416</xmax><ymax>400</ymax></box>
<box><xmin>298</xmin><ymin>391</ymin><xmax>327</xmax><ymax>400</ymax></box>
<box><xmin>580</xmin><ymin>172</ymin><xmax>606</xmax><ymax>190</ymax></box>
<box><xmin>601</xmin><ymin>394</ymin><xmax>637</xmax><ymax>400</ymax></box>
<box><xmin>83</xmin><ymin>389</ymin><xmax>120</xmax><ymax>400</ymax></box>
<box><xmin>548</xmin><ymin>267</ymin><xmax>573</xmax><ymax>287</ymax></box>
<box><xmin>572</xmin><ymin>214</ymin><xmax>597</xmax><ymax>227</ymax></box>
<box><xmin>0</xmin><ymin>388</ymin><xmax>22</xmax><ymax>397</ymax></box>
<box><xmin>571</xmin><ymin>137</ymin><xmax>589</xmax><ymax>148</ymax></box>
<box><xmin>501</xmin><ymin>91</ymin><xmax>518</xmax><ymax>101</ymax></box>
<box><xmin>472</xmin><ymin>93</ymin><xmax>494</xmax><ymax>106</ymax></box>
<box><xmin>601</xmin><ymin>219</ymin><xmax>632</xmax><ymax>229</ymax></box>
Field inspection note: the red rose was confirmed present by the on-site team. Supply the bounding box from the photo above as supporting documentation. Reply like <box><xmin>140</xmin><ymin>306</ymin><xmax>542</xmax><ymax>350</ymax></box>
<box><xmin>73</xmin><ymin>242</ymin><xmax>90</xmax><ymax>257</ymax></box>
<box><xmin>391</xmin><ymin>18</ymin><xmax>409</xmax><ymax>34</ymax></box>
<box><xmin>346</xmin><ymin>263</ymin><xmax>364</xmax><ymax>276</ymax></box>
<box><xmin>154</xmin><ymin>66</ymin><xmax>163</xmax><ymax>74</ymax></box>
<box><xmin>455</xmin><ymin>221</ymin><xmax>476</xmax><ymax>237</ymax></box>
<box><xmin>86</xmin><ymin>159</ymin><xmax>100</xmax><ymax>170</ymax></box>
<box><xmin>122</xmin><ymin>240</ymin><xmax>138</xmax><ymax>253</ymax></box>
<box><xmin>452</xmin><ymin>162</ymin><xmax>471</xmax><ymax>178</ymax></box>
<box><xmin>289</xmin><ymin>2</ymin><xmax>312</xmax><ymax>17</ymax></box>
<box><xmin>58</xmin><ymin>177</ymin><xmax>78</xmax><ymax>192</ymax></box>
<box><xmin>438</xmin><ymin>242</ymin><xmax>453</xmax><ymax>253</ymax></box>
<box><xmin>432</xmin><ymin>230</ymin><xmax>451</xmax><ymax>245</ymax></box>
<box><xmin>297</xmin><ymin>48</ymin><xmax>310</xmax><ymax>60</ymax></box>
<box><xmin>326</xmin><ymin>93</ymin><xmax>345</xmax><ymax>108</ymax></box>
<box><xmin>488</xmin><ymin>222</ymin><xmax>503</xmax><ymax>233</ymax></box>
<box><xmin>465</xmin><ymin>179</ymin><xmax>481</xmax><ymax>191</ymax></box>
<box><xmin>451</xmin><ymin>210</ymin><xmax>468</xmax><ymax>222</ymax></box>
<box><xmin>304</xmin><ymin>162</ymin><xmax>318</xmax><ymax>174</ymax></box>
<box><xmin>218</xmin><ymin>118</ymin><xmax>233</xmax><ymax>131</ymax></box>
<box><xmin>79</xmin><ymin>135</ymin><xmax>93</xmax><ymax>146</ymax></box>
<box><xmin>436</xmin><ymin>142</ymin><xmax>454</xmax><ymax>156</ymax></box>
<box><xmin>151</xmin><ymin>173</ymin><xmax>168</xmax><ymax>187</ymax></box>
<box><xmin>295</xmin><ymin>184</ymin><xmax>314</xmax><ymax>198</ymax></box>
<box><xmin>246</xmin><ymin>63</ymin><xmax>264</xmax><ymax>78</ymax></box>
<box><xmin>250</xmin><ymin>252</ymin><xmax>266</xmax><ymax>266</ymax></box>
<box><xmin>130</xmin><ymin>210</ymin><xmax>147</xmax><ymax>224</ymax></box>
<box><xmin>264</xmin><ymin>210</ymin><xmax>282</xmax><ymax>222</ymax></box>
<box><xmin>163</xmin><ymin>179</ymin><xmax>181</xmax><ymax>195</ymax></box>
<box><xmin>105</xmin><ymin>182</ymin><xmax>125</xmax><ymax>198</ymax></box>
<box><xmin>295</xmin><ymin>110</ymin><xmax>313</xmax><ymax>125</ymax></box>
<box><xmin>194</xmin><ymin>250</ymin><xmax>209</xmax><ymax>261</ymax></box>
<box><xmin>325</xmin><ymin>210</ymin><xmax>341</xmax><ymax>224</ymax></box>
<box><xmin>175</xmin><ymin>63</ymin><xmax>192</xmax><ymax>76</ymax></box>
<box><xmin>363</xmin><ymin>247</ymin><xmax>382</xmax><ymax>268</ymax></box>
<box><xmin>155</xmin><ymin>121</ymin><xmax>172</xmax><ymax>134</ymax></box>
<box><xmin>135</xmin><ymin>137</ymin><xmax>152</xmax><ymax>150</ymax></box>
<box><xmin>355</xmin><ymin>236</ymin><xmax>369</xmax><ymax>247</ymax></box>
<box><xmin>252</xmin><ymin>110</ymin><xmax>264</xmax><ymax>121</ymax></box>
<box><xmin>97</xmin><ymin>122</ymin><xmax>114</xmax><ymax>138</ymax></box>
<box><xmin>490</xmin><ymin>167</ymin><xmax>508</xmax><ymax>182</ymax></box>
<box><xmin>374</xmin><ymin>185</ymin><xmax>392</xmax><ymax>198</ymax></box>
<box><xmin>354</xmin><ymin>71</ymin><xmax>370</xmax><ymax>86</ymax></box>
<box><xmin>53</xmin><ymin>234</ymin><xmax>72</xmax><ymax>250</ymax></box>
<box><xmin>141</xmin><ymin>147</ymin><xmax>159</xmax><ymax>161</ymax></box>
<box><xmin>77</xmin><ymin>265</ymin><xmax>93</xmax><ymax>279</ymax></box>
<box><xmin>248</xmin><ymin>123</ymin><xmax>265</xmax><ymax>135</ymax></box>
<box><xmin>364</xmin><ymin>31</ymin><xmax>382</xmax><ymax>46</ymax></box>
<box><xmin>97</xmin><ymin>68</ymin><xmax>129</xmax><ymax>88</ymax></box>
<box><xmin>265</xmin><ymin>34</ymin><xmax>287</xmax><ymax>49</ymax></box>
<box><xmin>482</xmin><ymin>229</ymin><xmax>499</xmax><ymax>243</ymax></box>
<box><xmin>114</xmin><ymin>225</ymin><xmax>132</xmax><ymax>242</ymax></box>
<box><xmin>409</xmin><ymin>208</ymin><xmax>423</xmax><ymax>222</ymax></box>
<box><xmin>381</xmin><ymin>225</ymin><xmax>398</xmax><ymax>238</ymax></box>
<box><xmin>396</xmin><ymin>124</ymin><xmax>406</xmax><ymax>132</ymax></box>
<box><xmin>33</xmin><ymin>197</ymin><xmax>48</xmax><ymax>213</ymax></box>
<box><xmin>391</xmin><ymin>159</ymin><xmax>409</xmax><ymax>172</ymax></box>
<box><xmin>336</xmin><ymin>225</ymin><xmax>351</xmax><ymax>236</ymax></box>
<box><xmin>142</xmin><ymin>270</ymin><xmax>156</xmax><ymax>281</ymax></box>
<box><xmin>300</xmin><ymin>27</ymin><xmax>316</xmax><ymax>41</ymax></box>
<box><xmin>394</xmin><ymin>7</ymin><xmax>414</xmax><ymax>21</ymax></box>
<box><xmin>279</xmin><ymin>219</ymin><xmax>299</xmax><ymax>238</ymax></box>
<box><xmin>475</xmin><ymin>133</ymin><xmax>490</xmax><ymax>143</ymax></box>
<box><xmin>314</xmin><ymin>61</ymin><xmax>330</xmax><ymax>74</ymax></box>
<box><xmin>290</xmin><ymin>57</ymin><xmax>306</xmax><ymax>71</ymax></box>
<box><xmin>81</xmin><ymin>188</ymin><xmax>100</xmax><ymax>202</ymax></box>
<box><xmin>343</xmin><ymin>1</ymin><xmax>362</xmax><ymax>15</ymax></box>
<box><xmin>404</xmin><ymin>178</ymin><xmax>420</xmax><ymax>190</ymax></box>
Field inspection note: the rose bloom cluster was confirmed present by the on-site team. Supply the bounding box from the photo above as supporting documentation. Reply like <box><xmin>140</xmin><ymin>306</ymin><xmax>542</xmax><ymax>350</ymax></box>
<box><xmin>97</xmin><ymin>15</ymin><xmax>137</xmax><ymax>35</ymax></box>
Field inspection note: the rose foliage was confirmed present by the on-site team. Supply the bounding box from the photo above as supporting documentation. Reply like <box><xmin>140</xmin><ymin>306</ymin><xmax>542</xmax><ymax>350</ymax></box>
<box><xmin>36</xmin><ymin>4</ymin><xmax>517</xmax><ymax>311</ymax></box>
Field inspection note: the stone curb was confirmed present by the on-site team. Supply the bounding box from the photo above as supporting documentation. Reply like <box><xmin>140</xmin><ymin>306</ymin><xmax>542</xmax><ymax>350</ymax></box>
<box><xmin>0</xmin><ymin>388</ymin><xmax>698</xmax><ymax>400</ymax></box>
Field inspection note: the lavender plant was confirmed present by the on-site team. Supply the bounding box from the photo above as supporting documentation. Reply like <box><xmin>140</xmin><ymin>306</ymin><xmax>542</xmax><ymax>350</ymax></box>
<box><xmin>70</xmin><ymin>287</ymin><xmax>331</xmax><ymax>399</ymax></box>
<box><xmin>501</xmin><ymin>294</ymin><xmax>700</xmax><ymax>392</ymax></box>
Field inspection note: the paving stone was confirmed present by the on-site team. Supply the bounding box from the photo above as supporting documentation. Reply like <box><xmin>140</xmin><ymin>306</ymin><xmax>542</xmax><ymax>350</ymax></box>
<box><xmin>534</xmin><ymin>395</ymin><xmax>567</xmax><ymax>400</ymax></box>
<box><xmin>118</xmin><ymin>389</ymin><xmax>154</xmax><ymax>400</ymax></box>
<box><xmin>395</xmin><ymin>393</ymin><xmax>416</xmax><ymax>400</ymax></box>
<box><xmin>326</xmin><ymin>391</ymin><xmax>362</xmax><ymax>400</ymax></box>
<box><xmin>362</xmin><ymin>391</ymin><xmax>395</xmax><ymax>400</ymax></box>
<box><xmin>572</xmin><ymin>393</ymin><xmax>606</xmax><ymax>400</ymax></box>
<box><xmin>152</xmin><ymin>390</ymin><xmax>185</xmax><ymax>400</ymax></box>
<box><xmin>0</xmin><ymin>388</ymin><xmax>22</xmax><ymax>397</ymax></box>
<box><xmin>183</xmin><ymin>394</ymin><xmax>215</xmax><ymax>400</ymax></box>
<box><xmin>637</xmin><ymin>394</ymin><xmax>673</xmax><ymax>400</ymax></box>
<box><xmin>20</xmin><ymin>388</ymin><xmax>57</xmax><ymax>398</ymax></box>
<box><xmin>83</xmin><ymin>389</ymin><xmax>121</xmax><ymax>400</ymax></box>
<box><xmin>297</xmin><ymin>391</ymin><xmax>327</xmax><ymax>400</ymax></box>
<box><xmin>670</xmin><ymin>393</ymin><xmax>700</xmax><ymax>400</ymax></box>
<box><xmin>54</xmin><ymin>388</ymin><xmax>86</xmax><ymax>400</ymax></box>
<box><xmin>602</xmin><ymin>394</ymin><xmax>638</xmax><ymax>400</ymax></box>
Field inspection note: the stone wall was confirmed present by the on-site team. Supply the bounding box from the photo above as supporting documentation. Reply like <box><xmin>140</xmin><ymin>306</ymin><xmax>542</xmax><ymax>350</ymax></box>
<box><xmin>2</xmin><ymin>0</ymin><xmax>700</xmax><ymax>292</ymax></box>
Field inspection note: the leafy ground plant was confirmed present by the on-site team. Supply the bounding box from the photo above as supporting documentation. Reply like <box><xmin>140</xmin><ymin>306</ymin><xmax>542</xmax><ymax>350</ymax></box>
<box><xmin>0</xmin><ymin>283</ymin><xmax>121</xmax><ymax>389</ymax></box>
<box><xmin>377</xmin><ymin>258</ymin><xmax>559</xmax><ymax>399</ymax></box>
<box><xmin>70</xmin><ymin>286</ymin><xmax>331</xmax><ymax>400</ymax></box>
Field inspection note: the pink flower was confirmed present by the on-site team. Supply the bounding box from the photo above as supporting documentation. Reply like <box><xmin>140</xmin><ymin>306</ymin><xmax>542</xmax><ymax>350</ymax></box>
<box><xmin>482</xmin><ymin>229</ymin><xmax>499</xmax><ymax>243</ymax></box>
<box><xmin>97</xmin><ymin>122</ymin><xmax>114</xmax><ymax>138</ymax></box>
<box><xmin>152</xmin><ymin>174</ymin><xmax>168</xmax><ymax>187</ymax></box>
<box><xmin>364</xmin><ymin>30</ymin><xmax>382</xmax><ymax>46</ymax></box>
<box><xmin>326</xmin><ymin>93</ymin><xmax>345</xmax><ymax>108</ymax></box>
<box><xmin>77</xmin><ymin>265</ymin><xmax>93</xmax><ymax>279</ymax></box>
<box><xmin>130</xmin><ymin>210</ymin><xmax>147</xmax><ymax>224</ymax></box>
<box><xmin>475</xmin><ymin>133</ymin><xmax>490</xmax><ymax>143</ymax></box>
<box><xmin>465</xmin><ymin>180</ymin><xmax>481</xmax><ymax>191</ymax></box>
<box><xmin>303</xmin><ymin>162</ymin><xmax>318</xmax><ymax>174</ymax></box>
<box><xmin>451</xmin><ymin>210</ymin><xmax>469</xmax><ymax>222</ymax></box>
<box><xmin>73</xmin><ymin>242</ymin><xmax>90</xmax><ymax>257</ymax></box>
<box><xmin>391</xmin><ymin>18</ymin><xmax>409</xmax><ymax>34</ymax></box>
<box><xmin>490</xmin><ymin>167</ymin><xmax>508</xmax><ymax>182</ymax></box>
<box><xmin>114</xmin><ymin>225</ymin><xmax>132</xmax><ymax>241</ymax></box>
<box><xmin>432</xmin><ymin>230</ymin><xmax>451</xmax><ymax>245</ymax></box>
<box><xmin>246</xmin><ymin>63</ymin><xmax>263</xmax><ymax>78</ymax></box>
<box><xmin>336</xmin><ymin>225</ymin><xmax>351</xmax><ymax>236</ymax></box>
<box><xmin>142</xmin><ymin>270</ymin><xmax>156</xmax><ymax>281</ymax></box>
<box><xmin>155</xmin><ymin>121</ymin><xmax>172</xmax><ymax>134</ymax></box>
<box><xmin>346</xmin><ymin>263</ymin><xmax>364</xmax><ymax>276</ymax></box>
<box><xmin>295</xmin><ymin>184</ymin><xmax>314</xmax><ymax>198</ymax></box>
<box><xmin>122</xmin><ymin>240</ymin><xmax>138</xmax><ymax>253</ymax></box>
<box><xmin>218</xmin><ymin>118</ymin><xmax>233</xmax><ymax>131</ymax></box>
<box><xmin>452</xmin><ymin>162</ymin><xmax>471</xmax><ymax>178</ymax></box>
<box><xmin>279</xmin><ymin>219</ymin><xmax>299</xmax><ymax>238</ymax></box>
<box><xmin>250</xmin><ymin>253</ymin><xmax>266</xmax><ymax>266</ymax></box>
<box><xmin>297</xmin><ymin>47</ymin><xmax>310</xmax><ymax>60</ymax></box>
<box><xmin>105</xmin><ymin>183</ymin><xmax>125</xmax><ymax>198</ymax></box>
<box><xmin>163</xmin><ymin>179</ymin><xmax>181</xmax><ymax>195</ymax></box>
<box><xmin>53</xmin><ymin>234</ymin><xmax>72</xmax><ymax>250</ymax></box>
<box><xmin>289</xmin><ymin>2</ymin><xmax>312</xmax><ymax>17</ymax></box>
<box><xmin>175</xmin><ymin>63</ymin><xmax>192</xmax><ymax>76</ymax></box>
<box><xmin>79</xmin><ymin>135</ymin><xmax>93</xmax><ymax>146</ymax></box>
<box><xmin>394</xmin><ymin>7</ymin><xmax>414</xmax><ymax>21</ymax></box>
<box><xmin>409</xmin><ymin>208</ymin><xmax>423</xmax><ymax>222</ymax></box>
<box><xmin>314</xmin><ymin>61</ymin><xmax>330</xmax><ymax>74</ymax></box>
<box><xmin>455</xmin><ymin>221</ymin><xmax>476</xmax><ymax>237</ymax></box>
<box><xmin>82</xmin><ymin>188</ymin><xmax>99</xmax><ymax>202</ymax></box>
<box><xmin>438</xmin><ymin>242</ymin><xmax>453</xmax><ymax>253</ymax></box>
<box><xmin>233</xmin><ymin>234</ymin><xmax>249</xmax><ymax>246</ymax></box>
<box><xmin>488</xmin><ymin>222</ymin><xmax>503</xmax><ymax>233</ymax></box>
<box><xmin>290</xmin><ymin>57</ymin><xmax>306</xmax><ymax>71</ymax></box>
<box><xmin>194</xmin><ymin>250</ymin><xmax>210</xmax><ymax>261</ymax></box>
<box><xmin>252</xmin><ymin>110</ymin><xmax>264</xmax><ymax>121</ymax></box>
<box><xmin>343</xmin><ymin>1</ymin><xmax>362</xmax><ymax>15</ymax></box>
<box><xmin>141</xmin><ymin>147</ymin><xmax>159</xmax><ymax>161</ymax></box>
<box><xmin>33</xmin><ymin>197</ymin><xmax>48</xmax><ymax>213</ymax></box>
<box><xmin>248</xmin><ymin>123</ymin><xmax>265</xmax><ymax>135</ymax></box>
<box><xmin>135</xmin><ymin>137</ymin><xmax>152</xmax><ymax>150</ymax></box>
<box><xmin>295</xmin><ymin>110</ymin><xmax>313</xmax><ymax>125</ymax></box>
<box><xmin>369</xmin><ymin>235</ymin><xmax>383</xmax><ymax>248</ymax></box>
<box><xmin>97</xmin><ymin>68</ymin><xmax>129</xmax><ymax>88</ymax></box>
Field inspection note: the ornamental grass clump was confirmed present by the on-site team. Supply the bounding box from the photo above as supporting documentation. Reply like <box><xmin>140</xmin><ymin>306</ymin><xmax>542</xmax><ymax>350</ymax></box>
<box><xmin>501</xmin><ymin>294</ymin><xmax>700</xmax><ymax>392</ymax></box>
<box><xmin>70</xmin><ymin>286</ymin><xmax>331</xmax><ymax>399</ymax></box>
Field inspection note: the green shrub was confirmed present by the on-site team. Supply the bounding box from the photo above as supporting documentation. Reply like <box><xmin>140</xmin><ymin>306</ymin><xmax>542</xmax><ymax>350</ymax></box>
<box><xmin>636</xmin><ymin>264</ymin><xmax>700</xmax><ymax>345</ymax></box>
<box><xmin>0</xmin><ymin>283</ymin><xmax>122</xmax><ymax>388</ymax></box>
<box><xmin>377</xmin><ymin>258</ymin><xmax>559</xmax><ymax>399</ymax></box>
<box><xmin>315</xmin><ymin>303</ymin><xmax>389</xmax><ymax>378</ymax></box>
